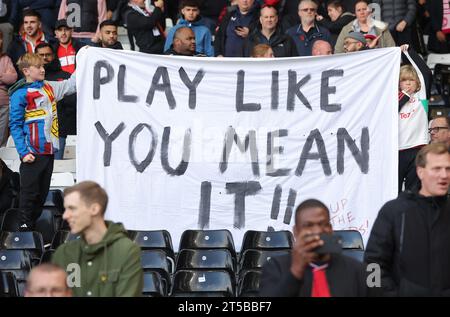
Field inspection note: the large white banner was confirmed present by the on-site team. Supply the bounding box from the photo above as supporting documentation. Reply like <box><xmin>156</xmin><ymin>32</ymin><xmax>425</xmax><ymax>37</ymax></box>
<box><xmin>76</xmin><ymin>47</ymin><xmax>400</xmax><ymax>250</ymax></box>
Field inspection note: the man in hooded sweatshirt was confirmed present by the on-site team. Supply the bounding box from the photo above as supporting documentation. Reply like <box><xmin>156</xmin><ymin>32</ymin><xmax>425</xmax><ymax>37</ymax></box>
<box><xmin>52</xmin><ymin>181</ymin><xmax>143</xmax><ymax>297</ymax></box>
<box><xmin>164</xmin><ymin>0</ymin><xmax>213</xmax><ymax>56</ymax></box>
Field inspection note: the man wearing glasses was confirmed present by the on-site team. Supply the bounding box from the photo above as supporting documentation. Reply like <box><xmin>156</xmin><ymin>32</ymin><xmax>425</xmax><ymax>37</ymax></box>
<box><xmin>429</xmin><ymin>116</ymin><xmax>450</xmax><ymax>147</ymax></box>
<box><xmin>343</xmin><ymin>31</ymin><xmax>367</xmax><ymax>52</ymax></box>
<box><xmin>286</xmin><ymin>0</ymin><xmax>331</xmax><ymax>56</ymax></box>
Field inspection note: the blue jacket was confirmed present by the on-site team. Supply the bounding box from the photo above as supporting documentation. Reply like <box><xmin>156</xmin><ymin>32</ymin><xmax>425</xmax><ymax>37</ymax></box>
<box><xmin>8</xmin><ymin>75</ymin><xmax>76</xmax><ymax>158</ymax></box>
<box><xmin>164</xmin><ymin>18</ymin><xmax>214</xmax><ymax>57</ymax></box>
<box><xmin>286</xmin><ymin>23</ymin><xmax>331</xmax><ymax>56</ymax></box>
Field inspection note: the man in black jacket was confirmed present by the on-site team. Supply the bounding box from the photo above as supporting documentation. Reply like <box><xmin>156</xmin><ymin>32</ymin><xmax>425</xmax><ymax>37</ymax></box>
<box><xmin>365</xmin><ymin>143</ymin><xmax>450</xmax><ymax>296</ymax></box>
<box><xmin>259</xmin><ymin>199</ymin><xmax>368</xmax><ymax>297</ymax></box>
<box><xmin>214</xmin><ymin>0</ymin><xmax>260</xmax><ymax>57</ymax></box>
<box><xmin>126</xmin><ymin>0</ymin><xmax>165</xmax><ymax>54</ymax></box>
<box><xmin>242</xmin><ymin>5</ymin><xmax>297</xmax><ymax>57</ymax></box>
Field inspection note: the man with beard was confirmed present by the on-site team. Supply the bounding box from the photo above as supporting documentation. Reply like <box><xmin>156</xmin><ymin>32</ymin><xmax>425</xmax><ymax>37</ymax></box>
<box><xmin>96</xmin><ymin>20</ymin><xmax>123</xmax><ymax>49</ymax></box>
<box><xmin>286</xmin><ymin>0</ymin><xmax>331</xmax><ymax>56</ymax></box>
<box><xmin>7</xmin><ymin>9</ymin><xmax>53</xmax><ymax>75</ymax></box>
<box><xmin>35</xmin><ymin>43</ymin><xmax>76</xmax><ymax>160</ymax></box>
<box><xmin>429</xmin><ymin>116</ymin><xmax>450</xmax><ymax>148</ymax></box>
<box><xmin>53</xmin><ymin>19</ymin><xmax>83</xmax><ymax>74</ymax></box>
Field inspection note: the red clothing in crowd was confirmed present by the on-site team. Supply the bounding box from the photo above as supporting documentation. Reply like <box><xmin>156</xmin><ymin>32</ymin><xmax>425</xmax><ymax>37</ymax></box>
<box><xmin>57</xmin><ymin>42</ymin><xmax>76</xmax><ymax>74</ymax></box>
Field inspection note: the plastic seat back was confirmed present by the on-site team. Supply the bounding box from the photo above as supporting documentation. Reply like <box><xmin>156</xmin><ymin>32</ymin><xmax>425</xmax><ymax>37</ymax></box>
<box><xmin>240</xmin><ymin>230</ymin><xmax>293</xmax><ymax>253</ymax></box>
<box><xmin>142</xmin><ymin>271</ymin><xmax>166</xmax><ymax>297</ymax></box>
<box><xmin>44</xmin><ymin>189</ymin><xmax>64</xmax><ymax>213</ymax></box>
<box><xmin>238</xmin><ymin>249</ymin><xmax>290</xmax><ymax>275</ymax></box>
<box><xmin>171</xmin><ymin>270</ymin><xmax>235</xmax><ymax>297</ymax></box>
<box><xmin>0</xmin><ymin>231</ymin><xmax>44</xmax><ymax>259</ymax></box>
<box><xmin>0</xmin><ymin>271</ymin><xmax>19</xmax><ymax>297</ymax></box>
<box><xmin>238</xmin><ymin>270</ymin><xmax>261</xmax><ymax>297</ymax></box>
<box><xmin>334</xmin><ymin>230</ymin><xmax>364</xmax><ymax>250</ymax></box>
<box><xmin>0</xmin><ymin>208</ymin><xmax>22</xmax><ymax>232</ymax></box>
<box><xmin>175</xmin><ymin>249</ymin><xmax>235</xmax><ymax>276</ymax></box>
<box><xmin>179</xmin><ymin>229</ymin><xmax>236</xmax><ymax>259</ymax></box>
<box><xmin>140</xmin><ymin>250</ymin><xmax>172</xmax><ymax>290</ymax></box>
<box><xmin>128</xmin><ymin>230</ymin><xmax>174</xmax><ymax>260</ymax></box>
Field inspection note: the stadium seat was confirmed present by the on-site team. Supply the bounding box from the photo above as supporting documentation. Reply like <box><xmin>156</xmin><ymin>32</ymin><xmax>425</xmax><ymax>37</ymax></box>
<box><xmin>171</xmin><ymin>270</ymin><xmax>235</xmax><ymax>297</ymax></box>
<box><xmin>426</xmin><ymin>53</ymin><xmax>450</xmax><ymax>71</ymax></box>
<box><xmin>0</xmin><ymin>208</ymin><xmax>22</xmax><ymax>232</ymax></box>
<box><xmin>35</xmin><ymin>207</ymin><xmax>63</xmax><ymax>246</ymax></box>
<box><xmin>140</xmin><ymin>250</ymin><xmax>172</xmax><ymax>291</ymax></box>
<box><xmin>142</xmin><ymin>271</ymin><xmax>166</xmax><ymax>297</ymax></box>
<box><xmin>63</xmin><ymin>146</ymin><xmax>76</xmax><ymax>159</ymax></box>
<box><xmin>44</xmin><ymin>189</ymin><xmax>64</xmax><ymax>213</ymax></box>
<box><xmin>433</xmin><ymin>63</ymin><xmax>450</xmax><ymax>105</ymax></box>
<box><xmin>175</xmin><ymin>249</ymin><xmax>235</xmax><ymax>276</ymax></box>
<box><xmin>179</xmin><ymin>229</ymin><xmax>236</xmax><ymax>260</ymax></box>
<box><xmin>240</xmin><ymin>230</ymin><xmax>294</xmax><ymax>253</ymax></box>
<box><xmin>0</xmin><ymin>271</ymin><xmax>19</xmax><ymax>297</ymax></box>
<box><xmin>0</xmin><ymin>249</ymin><xmax>33</xmax><ymax>296</ymax></box>
<box><xmin>50</xmin><ymin>230</ymin><xmax>80</xmax><ymax>250</ymax></box>
<box><xmin>0</xmin><ymin>231</ymin><xmax>44</xmax><ymax>260</ymax></box>
<box><xmin>39</xmin><ymin>250</ymin><xmax>55</xmax><ymax>264</ymax></box>
<box><xmin>0</xmin><ymin>147</ymin><xmax>19</xmax><ymax>161</ymax></box>
<box><xmin>237</xmin><ymin>270</ymin><xmax>261</xmax><ymax>297</ymax></box>
<box><xmin>65</xmin><ymin>135</ymin><xmax>77</xmax><ymax>146</ymax></box>
<box><xmin>128</xmin><ymin>230</ymin><xmax>174</xmax><ymax>260</ymax></box>
<box><xmin>6</xmin><ymin>136</ymin><xmax>15</xmax><ymax>148</ymax></box>
<box><xmin>238</xmin><ymin>249</ymin><xmax>290</xmax><ymax>279</ymax></box>
<box><xmin>334</xmin><ymin>230</ymin><xmax>364</xmax><ymax>250</ymax></box>
<box><xmin>50</xmin><ymin>172</ymin><xmax>75</xmax><ymax>189</ymax></box>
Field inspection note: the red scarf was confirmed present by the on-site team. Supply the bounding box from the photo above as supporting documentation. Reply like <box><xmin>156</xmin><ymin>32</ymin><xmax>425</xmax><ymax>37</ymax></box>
<box><xmin>310</xmin><ymin>263</ymin><xmax>331</xmax><ymax>297</ymax></box>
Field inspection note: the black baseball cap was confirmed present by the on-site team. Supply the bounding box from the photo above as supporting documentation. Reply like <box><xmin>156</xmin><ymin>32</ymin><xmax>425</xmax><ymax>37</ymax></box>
<box><xmin>55</xmin><ymin>19</ymin><xmax>71</xmax><ymax>29</ymax></box>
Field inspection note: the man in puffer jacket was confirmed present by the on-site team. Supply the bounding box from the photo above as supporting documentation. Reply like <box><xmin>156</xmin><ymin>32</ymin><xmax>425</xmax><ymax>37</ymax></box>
<box><xmin>164</xmin><ymin>0</ymin><xmax>214</xmax><ymax>56</ymax></box>
<box><xmin>365</xmin><ymin>143</ymin><xmax>450</xmax><ymax>296</ymax></box>
<box><xmin>52</xmin><ymin>181</ymin><xmax>143</xmax><ymax>297</ymax></box>
<box><xmin>371</xmin><ymin>0</ymin><xmax>417</xmax><ymax>46</ymax></box>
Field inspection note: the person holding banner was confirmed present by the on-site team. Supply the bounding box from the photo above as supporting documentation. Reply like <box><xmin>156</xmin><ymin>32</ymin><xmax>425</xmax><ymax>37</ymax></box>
<box><xmin>8</xmin><ymin>52</ymin><xmax>76</xmax><ymax>231</ymax></box>
<box><xmin>259</xmin><ymin>199</ymin><xmax>368</xmax><ymax>297</ymax></box>
<box><xmin>365</xmin><ymin>143</ymin><xmax>450</xmax><ymax>296</ymax></box>
<box><xmin>397</xmin><ymin>44</ymin><xmax>432</xmax><ymax>193</ymax></box>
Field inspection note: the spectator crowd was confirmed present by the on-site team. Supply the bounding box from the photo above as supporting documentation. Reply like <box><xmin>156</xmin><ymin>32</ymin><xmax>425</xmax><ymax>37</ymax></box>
<box><xmin>0</xmin><ymin>0</ymin><xmax>449</xmax><ymax>298</ymax></box>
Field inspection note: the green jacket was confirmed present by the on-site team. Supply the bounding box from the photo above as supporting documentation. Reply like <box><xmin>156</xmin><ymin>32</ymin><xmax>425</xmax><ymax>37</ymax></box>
<box><xmin>52</xmin><ymin>221</ymin><xmax>143</xmax><ymax>297</ymax></box>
